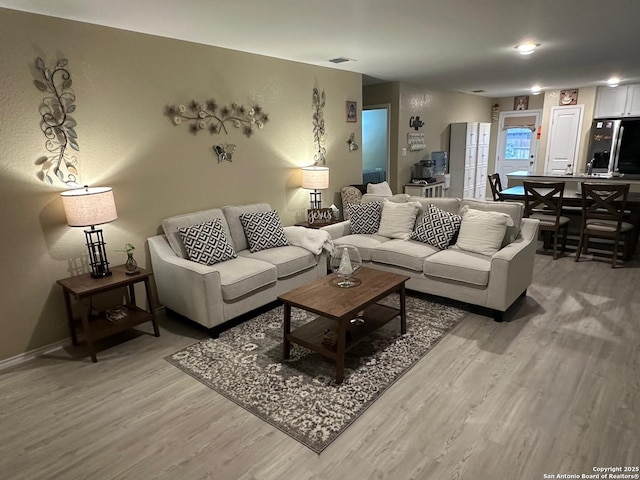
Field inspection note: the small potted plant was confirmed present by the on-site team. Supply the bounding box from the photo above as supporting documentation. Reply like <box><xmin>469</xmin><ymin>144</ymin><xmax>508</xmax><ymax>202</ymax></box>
<box><xmin>117</xmin><ymin>243</ymin><xmax>140</xmax><ymax>275</ymax></box>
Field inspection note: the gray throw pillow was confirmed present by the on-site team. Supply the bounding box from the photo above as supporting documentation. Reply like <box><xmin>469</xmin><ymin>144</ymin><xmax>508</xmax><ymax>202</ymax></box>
<box><xmin>178</xmin><ymin>219</ymin><xmax>237</xmax><ymax>265</ymax></box>
<box><xmin>239</xmin><ymin>210</ymin><xmax>289</xmax><ymax>253</ymax></box>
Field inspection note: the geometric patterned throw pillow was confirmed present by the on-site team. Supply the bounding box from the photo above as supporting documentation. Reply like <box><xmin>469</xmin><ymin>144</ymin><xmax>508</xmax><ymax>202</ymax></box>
<box><xmin>410</xmin><ymin>204</ymin><xmax>462</xmax><ymax>250</ymax></box>
<box><xmin>178</xmin><ymin>219</ymin><xmax>237</xmax><ymax>265</ymax></box>
<box><xmin>347</xmin><ymin>202</ymin><xmax>382</xmax><ymax>235</ymax></box>
<box><xmin>239</xmin><ymin>210</ymin><xmax>289</xmax><ymax>253</ymax></box>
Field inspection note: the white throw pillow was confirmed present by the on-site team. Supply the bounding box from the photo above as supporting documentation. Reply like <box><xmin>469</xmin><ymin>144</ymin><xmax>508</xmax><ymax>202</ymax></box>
<box><xmin>366</xmin><ymin>181</ymin><xmax>393</xmax><ymax>196</ymax></box>
<box><xmin>378</xmin><ymin>199</ymin><xmax>421</xmax><ymax>240</ymax></box>
<box><xmin>455</xmin><ymin>207</ymin><xmax>513</xmax><ymax>256</ymax></box>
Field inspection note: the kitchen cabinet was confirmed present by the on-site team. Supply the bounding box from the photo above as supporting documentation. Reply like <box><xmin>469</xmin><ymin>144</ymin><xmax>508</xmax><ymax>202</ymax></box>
<box><xmin>449</xmin><ymin>122</ymin><xmax>491</xmax><ymax>199</ymax></box>
<box><xmin>595</xmin><ymin>84</ymin><xmax>640</xmax><ymax>118</ymax></box>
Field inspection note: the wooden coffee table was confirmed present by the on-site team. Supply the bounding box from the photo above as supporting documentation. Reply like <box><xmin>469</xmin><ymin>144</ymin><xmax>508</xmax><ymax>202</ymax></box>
<box><xmin>278</xmin><ymin>266</ymin><xmax>410</xmax><ymax>384</ymax></box>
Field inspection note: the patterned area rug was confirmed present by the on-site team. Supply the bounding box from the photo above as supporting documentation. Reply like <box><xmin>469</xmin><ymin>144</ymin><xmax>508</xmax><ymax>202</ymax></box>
<box><xmin>165</xmin><ymin>294</ymin><xmax>467</xmax><ymax>453</ymax></box>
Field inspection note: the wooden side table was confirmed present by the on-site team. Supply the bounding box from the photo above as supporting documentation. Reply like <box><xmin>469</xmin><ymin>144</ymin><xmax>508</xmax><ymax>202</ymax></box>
<box><xmin>57</xmin><ymin>264</ymin><xmax>160</xmax><ymax>362</ymax></box>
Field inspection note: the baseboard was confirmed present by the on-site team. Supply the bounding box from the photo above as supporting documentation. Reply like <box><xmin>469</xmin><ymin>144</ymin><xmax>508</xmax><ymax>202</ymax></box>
<box><xmin>0</xmin><ymin>338</ymin><xmax>70</xmax><ymax>371</ymax></box>
<box><xmin>0</xmin><ymin>306</ymin><xmax>167</xmax><ymax>371</ymax></box>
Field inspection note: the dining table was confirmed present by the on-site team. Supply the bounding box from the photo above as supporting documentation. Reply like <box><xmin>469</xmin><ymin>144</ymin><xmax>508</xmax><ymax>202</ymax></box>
<box><xmin>498</xmin><ymin>185</ymin><xmax>640</xmax><ymax>258</ymax></box>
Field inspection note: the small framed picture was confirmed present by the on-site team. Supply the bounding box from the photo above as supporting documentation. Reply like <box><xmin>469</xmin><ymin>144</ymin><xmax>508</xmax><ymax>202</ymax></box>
<box><xmin>346</xmin><ymin>101</ymin><xmax>357</xmax><ymax>122</ymax></box>
<box><xmin>514</xmin><ymin>95</ymin><xmax>529</xmax><ymax>111</ymax></box>
<box><xmin>560</xmin><ymin>89</ymin><xmax>578</xmax><ymax>106</ymax></box>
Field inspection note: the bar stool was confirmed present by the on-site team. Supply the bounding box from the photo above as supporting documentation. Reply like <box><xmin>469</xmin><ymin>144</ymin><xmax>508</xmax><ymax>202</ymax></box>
<box><xmin>523</xmin><ymin>181</ymin><xmax>570</xmax><ymax>259</ymax></box>
<box><xmin>575</xmin><ymin>183</ymin><xmax>633</xmax><ymax>268</ymax></box>
<box><xmin>487</xmin><ymin>173</ymin><xmax>504</xmax><ymax>201</ymax></box>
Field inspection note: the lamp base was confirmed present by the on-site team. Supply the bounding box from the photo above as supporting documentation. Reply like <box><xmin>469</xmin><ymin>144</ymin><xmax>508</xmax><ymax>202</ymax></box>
<box><xmin>85</xmin><ymin>227</ymin><xmax>112</xmax><ymax>279</ymax></box>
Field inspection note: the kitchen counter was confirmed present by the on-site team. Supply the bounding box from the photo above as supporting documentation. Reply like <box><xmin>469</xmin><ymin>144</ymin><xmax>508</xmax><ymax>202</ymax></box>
<box><xmin>506</xmin><ymin>171</ymin><xmax>640</xmax><ymax>191</ymax></box>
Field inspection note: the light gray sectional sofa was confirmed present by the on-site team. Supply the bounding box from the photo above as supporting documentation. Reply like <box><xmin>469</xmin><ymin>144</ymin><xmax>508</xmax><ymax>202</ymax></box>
<box><xmin>148</xmin><ymin>203</ymin><xmax>328</xmax><ymax>335</ymax></box>
<box><xmin>323</xmin><ymin>194</ymin><xmax>539</xmax><ymax>321</ymax></box>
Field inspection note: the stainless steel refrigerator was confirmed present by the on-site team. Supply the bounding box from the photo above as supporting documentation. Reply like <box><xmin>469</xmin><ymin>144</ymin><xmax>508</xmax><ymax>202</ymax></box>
<box><xmin>586</xmin><ymin>118</ymin><xmax>640</xmax><ymax>174</ymax></box>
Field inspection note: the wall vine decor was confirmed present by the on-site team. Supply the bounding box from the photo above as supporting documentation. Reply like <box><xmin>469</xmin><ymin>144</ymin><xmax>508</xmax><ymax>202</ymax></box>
<box><xmin>33</xmin><ymin>57</ymin><xmax>80</xmax><ymax>186</ymax></box>
<box><xmin>167</xmin><ymin>100</ymin><xmax>269</xmax><ymax>138</ymax></box>
<box><xmin>312</xmin><ymin>87</ymin><xmax>326</xmax><ymax>165</ymax></box>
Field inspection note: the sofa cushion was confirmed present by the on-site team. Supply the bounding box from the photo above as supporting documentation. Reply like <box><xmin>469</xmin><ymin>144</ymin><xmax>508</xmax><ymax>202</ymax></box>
<box><xmin>162</xmin><ymin>208</ymin><xmax>231</xmax><ymax>258</ymax></box>
<box><xmin>362</xmin><ymin>193</ymin><xmax>410</xmax><ymax>204</ymax></box>
<box><xmin>212</xmin><ymin>256</ymin><xmax>278</xmax><ymax>301</ymax></box>
<box><xmin>460</xmin><ymin>199</ymin><xmax>523</xmax><ymax>245</ymax></box>
<box><xmin>366</xmin><ymin>181</ymin><xmax>393</xmax><ymax>196</ymax></box>
<box><xmin>178</xmin><ymin>219</ymin><xmax>237</xmax><ymax>265</ymax></box>
<box><xmin>410</xmin><ymin>204</ymin><xmax>462</xmax><ymax>249</ymax></box>
<box><xmin>377</xmin><ymin>199</ymin><xmax>422</xmax><ymax>240</ymax></box>
<box><xmin>424</xmin><ymin>249</ymin><xmax>491</xmax><ymax>287</ymax></box>
<box><xmin>222</xmin><ymin>203</ymin><xmax>272</xmax><ymax>251</ymax></box>
<box><xmin>239</xmin><ymin>210</ymin><xmax>289</xmax><ymax>253</ymax></box>
<box><xmin>410</xmin><ymin>196</ymin><xmax>461</xmax><ymax>215</ymax></box>
<box><xmin>455</xmin><ymin>207</ymin><xmax>511</xmax><ymax>256</ymax></box>
<box><xmin>347</xmin><ymin>202</ymin><xmax>382</xmax><ymax>234</ymax></box>
<box><xmin>238</xmin><ymin>246</ymin><xmax>316</xmax><ymax>279</ymax></box>
<box><xmin>371</xmin><ymin>239</ymin><xmax>439</xmax><ymax>272</ymax></box>
<box><xmin>334</xmin><ymin>234</ymin><xmax>391</xmax><ymax>261</ymax></box>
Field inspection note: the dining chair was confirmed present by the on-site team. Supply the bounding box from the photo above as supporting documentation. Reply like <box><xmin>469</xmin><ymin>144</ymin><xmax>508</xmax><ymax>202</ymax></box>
<box><xmin>523</xmin><ymin>181</ymin><xmax>570</xmax><ymax>260</ymax></box>
<box><xmin>574</xmin><ymin>183</ymin><xmax>633</xmax><ymax>268</ymax></box>
<box><xmin>487</xmin><ymin>173</ymin><xmax>504</xmax><ymax>201</ymax></box>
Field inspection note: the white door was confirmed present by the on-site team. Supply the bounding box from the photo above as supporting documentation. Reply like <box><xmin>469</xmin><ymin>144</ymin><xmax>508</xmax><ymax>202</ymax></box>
<box><xmin>545</xmin><ymin>105</ymin><xmax>584</xmax><ymax>174</ymax></box>
<box><xmin>496</xmin><ymin>110</ymin><xmax>541</xmax><ymax>182</ymax></box>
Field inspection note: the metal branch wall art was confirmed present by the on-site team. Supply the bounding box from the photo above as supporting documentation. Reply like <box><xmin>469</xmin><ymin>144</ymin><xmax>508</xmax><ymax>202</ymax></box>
<box><xmin>167</xmin><ymin>100</ymin><xmax>269</xmax><ymax>138</ymax></box>
<box><xmin>312</xmin><ymin>87</ymin><xmax>326</xmax><ymax>165</ymax></box>
<box><xmin>33</xmin><ymin>57</ymin><xmax>80</xmax><ymax>186</ymax></box>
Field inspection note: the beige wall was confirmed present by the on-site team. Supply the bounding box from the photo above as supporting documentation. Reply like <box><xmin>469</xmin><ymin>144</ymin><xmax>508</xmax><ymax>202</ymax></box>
<box><xmin>0</xmin><ymin>8</ymin><xmax>362</xmax><ymax>361</ymax></box>
<box><xmin>364</xmin><ymin>82</ymin><xmax>493</xmax><ymax>192</ymax></box>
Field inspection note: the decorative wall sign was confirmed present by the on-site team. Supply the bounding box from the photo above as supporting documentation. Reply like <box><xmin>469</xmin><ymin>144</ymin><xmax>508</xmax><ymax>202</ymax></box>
<box><xmin>560</xmin><ymin>89</ymin><xmax>578</xmax><ymax>106</ymax></box>
<box><xmin>167</xmin><ymin>100</ymin><xmax>269</xmax><ymax>138</ymax></box>
<box><xmin>33</xmin><ymin>57</ymin><xmax>80</xmax><ymax>187</ymax></box>
<box><xmin>407</xmin><ymin>132</ymin><xmax>426</xmax><ymax>151</ymax></box>
<box><xmin>307</xmin><ymin>208</ymin><xmax>333</xmax><ymax>225</ymax></box>
<box><xmin>409</xmin><ymin>116</ymin><xmax>425</xmax><ymax>130</ymax></box>
<box><xmin>514</xmin><ymin>95</ymin><xmax>529</xmax><ymax>110</ymax></box>
<box><xmin>312</xmin><ymin>87</ymin><xmax>327</xmax><ymax>165</ymax></box>
<box><xmin>346</xmin><ymin>101</ymin><xmax>357</xmax><ymax>122</ymax></box>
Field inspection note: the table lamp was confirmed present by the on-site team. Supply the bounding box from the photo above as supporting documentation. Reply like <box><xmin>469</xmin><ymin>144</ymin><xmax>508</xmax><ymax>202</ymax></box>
<box><xmin>61</xmin><ymin>186</ymin><xmax>118</xmax><ymax>278</ymax></box>
<box><xmin>301</xmin><ymin>166</ymin><xmax>329</xmax><ymax>209</ymax></box>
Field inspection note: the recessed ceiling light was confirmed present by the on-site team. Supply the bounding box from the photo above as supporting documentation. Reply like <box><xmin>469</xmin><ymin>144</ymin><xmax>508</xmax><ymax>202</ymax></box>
<box><xmin>515</xmin><ymin>42</ymin><xmax>540</xmax><ymax>55</ymax></box>
<box><xmin>531</xmin><ymin>85</ymin><xmax>542</xmax><ymax>95</ymax></box>
<box><xmin>607</xmin><ymin>77</ymin><xmax>620</xmax><ymax>87</ymax></box>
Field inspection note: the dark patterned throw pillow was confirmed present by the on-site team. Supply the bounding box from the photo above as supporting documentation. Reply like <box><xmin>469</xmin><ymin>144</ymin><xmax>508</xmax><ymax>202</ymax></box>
<box><xmin>239</xmin><ymin>210</ymin><xmax>289</xmax><ymax>253</ymax></box>
<box><xmin>410</xmin><ymin>204</ymin><xmax>462</xmax><ymax>249</ymax></box>
<box><xmin>178</xmin><ymin>219</ymin><xmax>237</xmax><ymax>265</ymax></box>
<box><xmin>347</xmin><ymin>202</ymin><xmax>382</xmax><ymax>235</ymax></box>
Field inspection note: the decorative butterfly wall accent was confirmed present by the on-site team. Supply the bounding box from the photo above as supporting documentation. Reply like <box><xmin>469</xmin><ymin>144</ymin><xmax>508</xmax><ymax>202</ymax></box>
<box><xmin>213</xmin><ymin>144</ymin><xmax>236</xmax><ymax>163</ymax></box>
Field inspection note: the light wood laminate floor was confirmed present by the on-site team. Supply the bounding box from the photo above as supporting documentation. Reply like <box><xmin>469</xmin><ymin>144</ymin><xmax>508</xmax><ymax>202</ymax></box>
<box><xmin>1</xmin><ymin>252</ymin><xmax>639</xmax><ymax>480</ymax></box>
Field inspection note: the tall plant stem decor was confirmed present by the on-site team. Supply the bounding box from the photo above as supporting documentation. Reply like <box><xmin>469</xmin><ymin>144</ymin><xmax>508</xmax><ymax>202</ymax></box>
<box><xmin>34</xmin><ymin>57</ymin><xmax>80</xmax><ymax>187</ymax></box>
<box><xmin>312</xmin><ymin>87</ymin><xmax>326</xmax><ymax>165</ymax></box>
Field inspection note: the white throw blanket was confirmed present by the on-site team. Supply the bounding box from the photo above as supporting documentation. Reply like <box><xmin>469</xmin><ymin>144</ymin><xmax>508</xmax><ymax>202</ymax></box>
<box><xmin>283</xmin><ymin>226</ymin><xmax>334</xmax><ymax>256</ymax></box>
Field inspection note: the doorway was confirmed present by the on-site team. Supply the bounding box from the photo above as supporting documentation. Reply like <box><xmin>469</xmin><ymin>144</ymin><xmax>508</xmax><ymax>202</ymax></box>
<box><xmin>496</xmin><ymin>110</ymin><xmax>542</xmax><ymax>182</ymax></box>
<box><xmin>362</xmin><ymin>105</ymin><xmax>390</xmax><ymax>185</ymax></box>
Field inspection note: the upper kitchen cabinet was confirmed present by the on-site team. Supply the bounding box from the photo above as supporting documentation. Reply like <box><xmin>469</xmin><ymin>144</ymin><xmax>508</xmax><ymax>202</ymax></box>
<box><xmin>594</xmin><ymin>84</ymin><xmax>640</xmax><ymax>118</ymax></box>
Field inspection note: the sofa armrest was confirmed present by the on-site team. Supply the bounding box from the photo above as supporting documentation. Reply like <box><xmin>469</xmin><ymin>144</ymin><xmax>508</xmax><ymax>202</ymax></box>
<box><xmin>321</xmin><ymin>220</ymin><xmax>351</xmax><ymax>240</ymax></box>
<box><xmin>486</xmin><ymin>218</ymin><xmax>540</xmax><ymax>311</ymax></box>
<box><xmin>147</xmin><ymin>235</ymin><xmax>225</xmax><ymax>328</ymax></box>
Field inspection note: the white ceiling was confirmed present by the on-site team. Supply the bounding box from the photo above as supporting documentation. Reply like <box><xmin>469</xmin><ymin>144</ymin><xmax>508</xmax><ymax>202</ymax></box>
<box><xmin>2</xmin><ymin>0</ymin><xmax>640</xmax><ymax>98</ymax></box>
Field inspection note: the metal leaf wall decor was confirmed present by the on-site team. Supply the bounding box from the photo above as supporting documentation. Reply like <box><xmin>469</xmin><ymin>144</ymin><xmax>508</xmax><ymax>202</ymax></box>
<box><xmin>312</xmin><ymin>87</ymin><xmax>326</xmax><ymax>165</ymax></box>
<box><xmin>33</xmin><ymin>57</ymin><xmax>80</xmax><ymax>186</ymax></box>
<box><xmin>167</xmin><ymin>100</ymin><xmax>269</xmax><ymax>138</ymax></box>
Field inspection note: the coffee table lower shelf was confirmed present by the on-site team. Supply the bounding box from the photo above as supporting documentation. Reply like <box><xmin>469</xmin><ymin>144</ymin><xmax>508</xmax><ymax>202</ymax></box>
<box><xmin>286</xmin><ymin>303</ymin><xmax>400</xmax><ymax>362</ymax></box>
